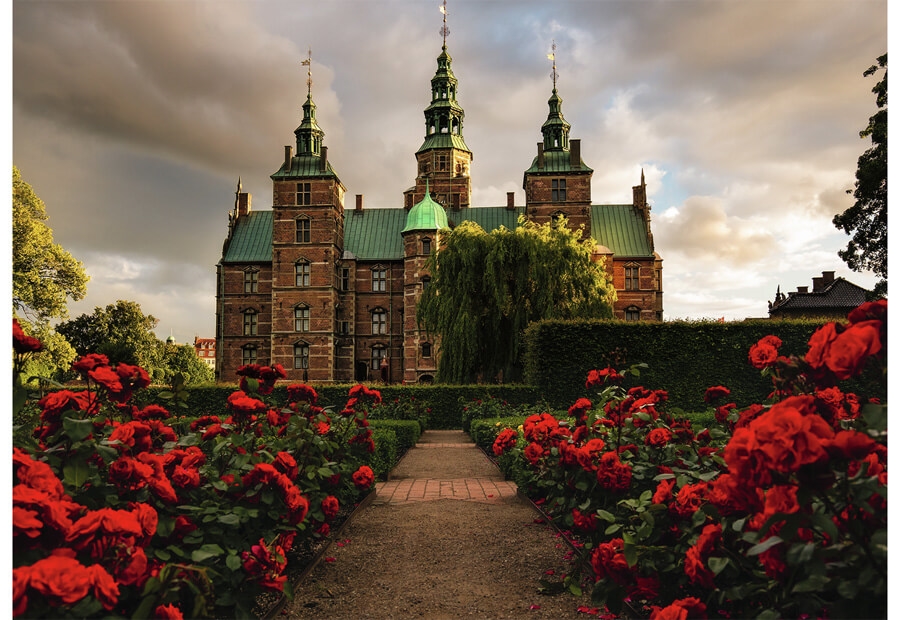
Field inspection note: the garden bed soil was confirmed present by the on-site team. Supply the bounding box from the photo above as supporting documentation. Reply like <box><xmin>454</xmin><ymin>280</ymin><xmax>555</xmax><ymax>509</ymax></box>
<box><xmin>279</xmin><ymin>431</ymin><xmax>596</xmax><ymax>618</ymax></box>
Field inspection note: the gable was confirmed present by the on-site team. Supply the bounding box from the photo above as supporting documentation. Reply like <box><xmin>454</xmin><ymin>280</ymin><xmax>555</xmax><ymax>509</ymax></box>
<box><xmin>589</xmin><ymin>205</ymin><xmax>654</xmax><ymax>257</ymax></box>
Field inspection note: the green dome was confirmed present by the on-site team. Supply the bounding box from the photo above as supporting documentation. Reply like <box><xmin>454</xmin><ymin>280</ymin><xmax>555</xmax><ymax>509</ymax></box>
<box><xmin>402</xmin><ymin>188</ymin><xmax>448</xmax><ymax>233</ymax></box>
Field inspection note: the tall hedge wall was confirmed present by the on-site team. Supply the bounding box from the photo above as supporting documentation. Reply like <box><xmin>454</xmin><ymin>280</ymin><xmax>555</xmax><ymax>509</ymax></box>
<box><xmin>522</xmin><ymin>318</ymin><xmax>884</xmax><ymax>412</ymax></box>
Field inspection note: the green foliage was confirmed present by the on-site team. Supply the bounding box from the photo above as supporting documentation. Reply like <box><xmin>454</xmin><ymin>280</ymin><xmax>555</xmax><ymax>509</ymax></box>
<box><xmin>12</xmin><ymin>166</ymin><xmax>89</xmax><ymax>323</ymax></box>
<box><xmin>417</xmin><ymin>217</ymin><xmax>615</xmax><ymax>383</ymax></box>
<box><xmin>369</xmin><ymin>427</ymin><xmax>398</xmax><ymax>481</ymax></box>
<box><xmin>834</xmin><ymin>53</ymin><xmax>887</xmax><ymax>296</ymax></box>
<box><xmin>57</xmin><ymin>300</ymin><xmax>162</xmax><ymax>369</ymax></box>
<box><xmin>369</xmin><ymin>420</ymin><xmax>422</xmax><ymax>455</ymax></box>
<box><xmin>13</xmin><ymin>317</ymin><xmax>78</xmax><ymax>384</ymax></box>
<box><xmin>522</xmin><ymin>318</ymin><xmax>885</xmax><ymax>411</ymax></box>
<box><xmin>159</xmin><ymin>342</ymin><xmax>215</xmax><ymax>386</ymax></box>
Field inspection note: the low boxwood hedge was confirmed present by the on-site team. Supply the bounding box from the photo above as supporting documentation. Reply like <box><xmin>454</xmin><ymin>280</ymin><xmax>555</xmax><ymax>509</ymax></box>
<box><xmin>369</xmin><ymin>420</ymin><xmax>421</xmax><ymax>456</ymax></box>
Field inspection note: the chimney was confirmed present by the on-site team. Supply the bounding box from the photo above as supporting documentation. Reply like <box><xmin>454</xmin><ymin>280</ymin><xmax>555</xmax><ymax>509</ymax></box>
<box><xmin>320</xmin><ymin>146</ymin><xmax>328</xmax><ymax>172</ymax></box>
<box><xmin>822</xmin><ymin>271</ymin><xmax>835</xmax><ymax>286</ymax></box>
<box><xmin>797</xmin><ymin>286</ymin><xmax>808</xmax><ymax>294</ymax></box>
<box><xmin>237</xmin><ymin>192</ymin><xmax>251</xmax><ymax>218</ymax></box>
<box><xmin>283</xmin><ymin>146</ymin><xmax>292</xmax><ymax>172</ymax></box>
<box><xmin>812</xmin><ymin>277</ymin><xmax>824</xmax><ymax>292</ymax></box>
<box><xmin>570</xmin><ymin>139</ymin><xmax>581</xmax><ymax>168</ymax></box>
<box><xmin>537</xmin><ymin>143</ymin><xmax>544</xmax><ymax>169</ymax></box>
<box><xmin>355</xmin><ymin>194</ymin><xmax>363</xmax><ymax>212</ymax></box>
<box><xmin>506</xmin><ymin>192</ymin><xmax>515</xmax><ymax>210</ymax></box>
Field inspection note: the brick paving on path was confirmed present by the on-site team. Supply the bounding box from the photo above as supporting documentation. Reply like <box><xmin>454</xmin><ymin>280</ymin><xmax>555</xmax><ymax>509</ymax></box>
<box><xmin>373</xmin><ymin>430</ymin><xmax>519</xmax><ymax>505</ymax></box>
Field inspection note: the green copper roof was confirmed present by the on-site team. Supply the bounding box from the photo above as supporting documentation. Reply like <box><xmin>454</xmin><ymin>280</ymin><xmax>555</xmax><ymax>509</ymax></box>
<box><xmin>220</xmin><ymin>203</ymin><xmax>652</xmax><ymax>264</ymax></box>
<box><xmin>417</xmin><ymin>133</ymin><xmax>471</xmax><ymax>153</ymax></box>
<box><xmin>271</xmin><ymin>155</ymin><xmax>339</xmax><ymax>179</ymax></box>
<box><xmin>524</xmin><ymin>150</ymin><xmax>593</xmax><ymax>174</ymax></box>
<box><xmin>451</xmin><ymin>206</ymin><xmax>525</xmax><ymax>231</ymax></box>
<box><xmin>590</xmin><ymin>205</ymin><xmax>653</xmax><ymax>257</ymax></box>
<box><xmin>402</xmin><ymin>192</ymin><xmax>449</xmax><ymax>233</ymax></box>
<box><xmin>344</xmin><ymin>208</ymin><xmax>407</xmax><ymax>260</ymax></box>
<box><xmin>222</xmin><ymin>211</ymin><xmax>273</xmax><ymax>263</ymax></box>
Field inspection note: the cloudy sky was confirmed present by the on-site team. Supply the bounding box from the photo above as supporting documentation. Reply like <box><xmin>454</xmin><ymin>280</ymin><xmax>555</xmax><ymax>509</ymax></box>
<box><xmin>11</xmin><ymin>0</ymin><xmax>888</xmax><ymax>342</ymax></box>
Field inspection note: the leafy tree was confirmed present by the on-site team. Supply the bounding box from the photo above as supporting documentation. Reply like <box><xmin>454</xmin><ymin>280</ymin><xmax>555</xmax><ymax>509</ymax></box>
<box><xmin>56</xmin><ymin>300</ymin><xmax>163</xmax><ymax>370</ymax></box>
<box><xmin>160</xmin><ymin>342</ymin><xmax>215</xmax><ymax>386</ymax></box>
<box><xmin>12</xmin><ymin>166</ymin><xmax>89</xmax><ymax>323</ymax></box>
<box><xmin>15</xmin><ymin>319</ymin><xmax>78</xmax><ymax>384</ymax></box>
<box><xmin>834</xmin><ymin>54</ymin><xmax>887</xmax><ymax>297</ymax></box>
<box><xmin>417</xmin><ymin>217</ymin><xmax>616</xmax><ymax>383</ymax></box>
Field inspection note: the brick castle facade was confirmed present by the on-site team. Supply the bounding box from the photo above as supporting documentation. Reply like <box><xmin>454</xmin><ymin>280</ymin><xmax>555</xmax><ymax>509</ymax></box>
<box><xmin>215</xmin><ymin>40</ymin><xmax>663</xmax><ymax>384</ymax></box>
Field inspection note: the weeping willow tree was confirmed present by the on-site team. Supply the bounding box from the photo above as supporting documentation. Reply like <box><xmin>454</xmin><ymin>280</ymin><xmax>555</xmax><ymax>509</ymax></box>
<box><xmin>417</xmin><ymin>216</ymin><xmax>616</xmax><ymax>383</ymax></box>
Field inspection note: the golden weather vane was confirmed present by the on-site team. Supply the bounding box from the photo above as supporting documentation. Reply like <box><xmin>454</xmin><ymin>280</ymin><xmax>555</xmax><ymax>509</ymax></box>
<box><xmin>439</xmin><ymin>0</ymin><xmax>449</xmax><ymax>47</ymax></box>
<box><xmin>548</xmin><ymin>40</ymin><xmax>558</xmax><ymax>90</ymax></box>
<box><xmin>301</xmin><ymin>47</ymin><xmax>312</xmax><ymax>96</ymax></box>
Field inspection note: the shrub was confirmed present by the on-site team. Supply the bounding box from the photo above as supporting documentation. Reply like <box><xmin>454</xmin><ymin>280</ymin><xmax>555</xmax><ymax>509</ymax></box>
<box><xmin>369</xmin><ymin>427</ymin><xmax>398</xmax><ymax>481</ymax></box>
<box><xmin>369</xmin><ymin>420</ymin><xmax>421</xmax><ymax>455</ymax></box>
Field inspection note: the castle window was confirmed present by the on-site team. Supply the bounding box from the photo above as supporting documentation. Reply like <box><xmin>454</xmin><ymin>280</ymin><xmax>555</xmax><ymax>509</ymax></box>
<box><xmin>437</xmin><ymin>154</ymin><xmax>447</xmax><ymax>171</ymax></box>
<box><xmin>421</xmin><ymin>343</ymin><xmax>432</xmax><ymax>358</ymax></box>
<box><xmin>296</xmin><ymin>217</ymin><xmax>311</xmax><ymax>243</ymax></box>
<box><xmin>341</xmin><ymin>267</ymin><xmax>351</xmax><ymax>291</ymax></box>
<box><xmin>625</xmin><ymin>266</ymin><xmax>640</xmax><ymax>291</ymax></box>
<box><xmin>243</xmin><ymin>310</ymin><xmax>258</xmax><ymax>336</ymax></box>
<box><xmin>296</xmin><ymin>182</ymin><xmax>311</xmax><ymax>206</ymax></box>
<box><xmin>293</xmin><ymin>343</ymin><xmax>310</xmax><ymax>369</ymax></box>
<box><xmin>294</xmin><ymin>305</ymin><xmax>310</xmax><ymax>332</ymax></box>
<box><xmin>421</xmin><ymin>238</ymin><xmax>431</xmax><ymax>255</ymax></box>
<box><xmin>625</xmin><ymin>306</ymin><xmax>641</xmax><ymax>322</ymax></box>
<box><xmin>422</xmin><ymin>276</ymin><xmax>431</xmax><ymax>291</ymax></box>
<box><xmin>371</xmin><ymin>309</ymin><xmax>387</xmax><ymax>335</ymax></box>
<box><xmin>243</xmin><ymin>270</ymin><xmax>258</xmax><ymax>293</ymax></box>
<box><xmin>551</xmin><ymin>179</ymin><xmax>567</xmax><ymax>201</ymax></box>
<box><xmin>338</xmin><ymin>321</ymin><xmax>350</xmax><ymax>335</ymax></box>
<box><xmin>370</xmin><ymin>345</ymin><xmax>387</xmax><ymax>371</ymax></box>
<box><xmin>295</xmin><ymin>261</ymin><xmax>310</xmax><ymax>287</ymax></box>
<box><xmin>242</xmin><ymin>345</ymin><xmax>257</xmax><ymax>366</ymax></box>
<box><xmin>372</xmin><ymin>268</ymin><xmax>387</xmax><ymax>292</ymax></box>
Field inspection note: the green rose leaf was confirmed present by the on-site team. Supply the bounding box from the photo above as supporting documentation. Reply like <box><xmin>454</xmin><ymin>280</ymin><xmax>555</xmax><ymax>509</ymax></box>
<box><xmin>62</xmin><ymin>416</ymin><xmax>95</xmax><ymax>442</ymax></box>
<box><xmin>192</xmin><ymin>543</ymin><xmax>226</xmax><ymax>563</ymax></box>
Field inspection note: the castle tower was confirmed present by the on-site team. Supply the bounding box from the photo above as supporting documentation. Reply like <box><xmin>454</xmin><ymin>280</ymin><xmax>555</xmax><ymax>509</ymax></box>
<box><xmin>523</xmin><ymin>42</ymin><xmax>592</xmax><ymax>233</ymax></box>
<box><xmin>401</xmin><ymin>180</ymin><xmax>447</xmax><ymax>383</ymax></box>
<box><xmin>268</xmin><ymin>51</ymin><xmax>347</xmax><ymax>381</ymax></box>
<box><xmin>404</xmin><ymin>1</ymin><xmax>472</xmax><ymax>212</ymax></box>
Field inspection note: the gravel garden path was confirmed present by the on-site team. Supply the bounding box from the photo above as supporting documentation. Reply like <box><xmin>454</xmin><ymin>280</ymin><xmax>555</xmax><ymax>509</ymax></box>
<box><xmin>283</xmin><ymin>430</ymin><xmax>595</xmax><ymax>619</ymax></box>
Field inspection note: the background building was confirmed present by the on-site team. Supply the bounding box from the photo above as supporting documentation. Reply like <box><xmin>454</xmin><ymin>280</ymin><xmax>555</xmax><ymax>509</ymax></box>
<box><xmin>216</xmin><ymin>40</ymin><xmax>662</xmax><ymax>384</ymax></box>
<box><xmin>193</xmin><ymin>337</ymin><xmax>216</xmax><ymax>369</ymax></box>
<box><xmin>768</xmin><ymin>271</ymin><xmax>871</xmax><ymax>319</ymax></box>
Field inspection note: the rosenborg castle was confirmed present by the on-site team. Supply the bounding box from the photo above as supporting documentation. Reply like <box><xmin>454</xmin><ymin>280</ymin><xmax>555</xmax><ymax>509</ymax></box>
<box><xmin>215</xmin><ymin>34</ymin><xmax>663</xmax><ymax>385</ymax></box>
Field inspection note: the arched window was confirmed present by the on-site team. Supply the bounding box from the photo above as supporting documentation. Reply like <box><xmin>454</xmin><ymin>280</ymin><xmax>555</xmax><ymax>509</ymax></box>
<box><xmin>293</xmin><ymin>342</ymin><xmax>310</xmax><ymax>369</ymax></box>
<box><xmin>294</xmin><ymin>305</ymin><xmax>310</xmax><ymax>332</ymax></box>
<box><xmin>421</xmin><ymin>342</ymin><xmax>432</xmax><ymax>358</ymax></box>
<box><xmin>243</xmin><ymin>309</ymin><xmax>258</xmax><ymax>336</ymax></box>
<box><xmin>296</xmin><ymin>217</ymin><xmax>311</xmax><ymax>243</ymax></box>
<box><xmin>295</xmin><ymin>261</ymin><xmax>310</xmax><ymax>287</ymax></box>
<box><xmin>242</xmin><ymin>345</ymin><xmax>257</xmax><ymax>366</ymax></box>
<box><xmin>625</xmin><ymin>306</ymin><xmax>641</xmax><ymax>322</ymax></box>
<box><xmin>421</xmin><ymin>276</ymin><xmax>431</xmax><ymax>291</ymax></box>
<box><xmin>371</xmin><ymin>308</ymin><xmax>387</xmax><ymax>335</ymax></box>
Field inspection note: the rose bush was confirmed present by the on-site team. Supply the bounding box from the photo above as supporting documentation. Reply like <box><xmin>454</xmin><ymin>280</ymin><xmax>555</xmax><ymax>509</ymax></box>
<box><xmin>494</xmin><ymin>301</ymin><xmax>887</xmax><ymax>619</ymax></box>
<box><xmin>12</xmin><ymin>327</ymin><xmax>383</xmax><ymax>618</ymax></box>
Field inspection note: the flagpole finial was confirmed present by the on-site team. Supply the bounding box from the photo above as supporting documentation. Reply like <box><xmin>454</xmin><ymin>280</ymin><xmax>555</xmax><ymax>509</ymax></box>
<box><xmin>301</xmin><ymin>47</ymin><xmax>313</xmax><ymax>97</ymax></box>
<box><xmin>548</xmin><ymin>40</ymin><xmax>558</xmax><ymax>90</ymax></box>
<box><xmin>439</xmin><ymin>0</ymin><xmax>449</xmax><ymax>48</ymax></box>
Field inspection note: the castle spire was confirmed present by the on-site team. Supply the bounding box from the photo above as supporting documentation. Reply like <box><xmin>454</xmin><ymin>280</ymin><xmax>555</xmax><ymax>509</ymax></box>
<box><xmin>295</xmin><ymin>48</ymin><xmax>324</xmax><ymax>157</ymax></box>
<box><xmin>541</xmin><ymin>41</ymin><xmax>571</xmax><ymax>152</ymax></box>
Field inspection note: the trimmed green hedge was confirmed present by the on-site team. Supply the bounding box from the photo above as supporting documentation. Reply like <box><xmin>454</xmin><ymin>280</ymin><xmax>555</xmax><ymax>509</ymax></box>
<box><xmin>522</xmin><ymin>318</ymin><xmax>885</xmax><ymax>411</ymax></box>
<box><xmin>369</xmin><ymin>420</ymin><xmax>421</xmax><ymax>455</ymax></box>
<box><xmin>369</xmin><ymin>427</ymin><xmax>398</xmax><ymax>481</ymax></box>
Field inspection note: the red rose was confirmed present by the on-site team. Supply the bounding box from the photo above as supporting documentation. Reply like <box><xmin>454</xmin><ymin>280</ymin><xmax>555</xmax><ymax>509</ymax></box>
<box><xmin>585</xmin><ymin>366</ymin><xmax>623</xmax><ymax>388</ymax></box>
<box><xmin>287</xmin><ymin>383</ymin><xmax>319</xmax><ymax>404</ymax></box>
<box><xmin>576</xmin><ymin>438</ymin><xmax>607</xmax><ymax>471</ymax></box>
<box><xmin>649</xmin><ymin>597</ymin><xmax>707</xmax><ymax>620</ymax></box>
<box><xmin>703</xmin><ymin>385</ymin><xmax>730</xmax><ymax>403</ymax></box>
<box><xmin>171</xmin><ymin>465</ymin><xmax>201</xmax><ymax>489</ymax></box>
<box><xmin>829</xmin><ymin>430</ymin><xmax>878</xmax><ymax>460</ymax></box>
<box><xmin>748</xmin><ymin>340</ymin><xmax>778</xmax><ymax>369</ymax></box>
<box><xmin>571</xmin><ymin>508</ymin><xmax>597</xmax><ymax>532</ymax></box>
<box><xmin>806</xmin><ymin>322</ymin><xmax>839</xmax><ymax>369</ymax></box>
<box><xmin>524</xmin><ymin>441</ymin><xmax>545</xmax><ymax>465</ymax></box>
<box><xmin>71</xmin><ymin>353</ymin><xmax>110</xmax><ymax>374</ymax></box>
<box><xmin>590</xmin><ymin>538</ymin><xmax>632</xmax><ymax>584</ymax></box>
<box><xmin>750</xmin><ymin>396</ymin><xmax>834</xmax><ymax>474</ymax></box>
<box><xmin>352</xmin><ymin>465</ymin><xmax>375</xmax><ymax>490</ymax></box>
<box><xmin>322</xmin><ymin>495</ymin><xmax>340</xmax><ymax>520</ymax></box>
<box><xmin>824</xmin><ymin>320</ymin><xmax>882</xmax><ymax>379</ymax></box>
<box><xmin>27</xmin><ymin>555</ymin><xmax>95</xmax><ymax>605</ymax></box>
<box><xmin>596</xmin><ymin>451</ymin><xmax>632</xmax><ymax>492</ymax></box>
<box><xmin>568</xmin><ymin>398</ymin><xmax>593</xmax><ymax>423</ymax></box>
<box><xmin>670</xmin><ymin>481</ymin><xmax>708</xmax><ymax>519</ymax></box>
<box><xmin>109</xmin><ymin>456</ymin><xmax>153</xmax><ymax>491</ymax></box>
<box><xmin>847</xmin><ymin>299</ymin><xmax>887</xmax><ymax>324</ymax></box>
<box><xmin>651</xmin><ymin>478</ymin><xmax>675</xmax><ymax>505</ymax></box>
<box><xmin>273</xmin><ymin>451</ymin><xmax>299</xmax><ymax>480</ymax></box>
<box><xmin>492</xmin><ymin>428</ymin><xmax>519</xmax><ymax>456</ymax></box>
<box><xmin>684</xmin><ymin>545</ymin><xmax>715</xmax><ymax>588</ymax></box>
<box><xmin>13</xmin><ymin>319</ymin><xmax>43</xmax><ymax>353</ymax></box>
<box><xmin>645</xmin><ymin>428</ymin><xmax>673</xmax><ymax>448</ymax></box>
<box><xmin>154</xmin><ymin>604</ymin><xmax>185</xmax><ymax>620</ymax></box>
